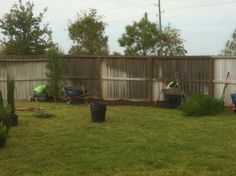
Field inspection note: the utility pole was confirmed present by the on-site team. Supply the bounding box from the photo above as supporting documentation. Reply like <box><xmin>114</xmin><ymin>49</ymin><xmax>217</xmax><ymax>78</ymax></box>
<box><xmin>158</xmin><ymin>0</ymin><xmax>162</xmax><ymax>32</ymax></box>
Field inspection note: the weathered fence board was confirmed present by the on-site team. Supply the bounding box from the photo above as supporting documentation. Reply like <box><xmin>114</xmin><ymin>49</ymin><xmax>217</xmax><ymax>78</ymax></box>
<box><xmin>101</xmin><ymin>57</ymin><xmax>150</xmax><ymax>101</ymax></box>
<box><xmin>152</xmin><ymin>57</ymin><xmax>211</xmax><ymax>101</ymax></box>
<box><xmin>213</xmin><ymin>57</ymin><xmax>236</xmax><ymax>105</ymax></box>
<box><xmin>63</xmin><ymin>56</ymin><xmax>101</xmax><ymax>95</ymax></box>
<box><xmin>0</xmin><ymin>56</ymin><xmax>48</xmax><ymax>99</ymax></box>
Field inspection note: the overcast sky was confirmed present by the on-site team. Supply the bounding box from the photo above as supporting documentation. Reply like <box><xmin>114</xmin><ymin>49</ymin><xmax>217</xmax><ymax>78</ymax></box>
<box><xmin>0</xmin><ymin>0</ymin><xmax>236</xmax><ymax>55</ymax></box>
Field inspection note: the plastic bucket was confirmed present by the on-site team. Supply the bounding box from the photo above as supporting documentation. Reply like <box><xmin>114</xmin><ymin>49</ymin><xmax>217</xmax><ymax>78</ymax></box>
<box><xmin>90</xmin><ymin>102</ymin><xmax>106</xmax><ymax>122</ymax></box>
<box><xmin>164</xmin><ymin>94</ymin><xmax>182</xmax><ymax>108</ymax></box>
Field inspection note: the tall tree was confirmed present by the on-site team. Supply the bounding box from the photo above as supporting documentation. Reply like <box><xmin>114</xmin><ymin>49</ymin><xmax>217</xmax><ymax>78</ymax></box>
<box><xmin>68</xmin><ymin>9</ymin><xmax>109</xmax><ymax>55</ymax></box>
<box><xmin>222</xmin><ymin>29</ymin><xmax>236</xmax><ymax>56</ymax></box>
<box><xmin>0</xmin><ymin>0</ymin><xmax>54</xmax><ymax>55</ymax></box>
<box><xmin>0</xmin><ymin>44</ymin><xmax>5</xmax><ymax>55</ymax></box>
<box><xmin>118</xmin><ymin>13</ymin><xmax>187</xmax><ymax>56</ymax></box>
<box><xmin>158</xmin><ymin>25</ymin><xmax>187</xmax><ymax>56</ymax></box>
<box><xmin>46</xmin><ymin>47</ymin><xmax>64</xmax><ymax>101</ymax></box>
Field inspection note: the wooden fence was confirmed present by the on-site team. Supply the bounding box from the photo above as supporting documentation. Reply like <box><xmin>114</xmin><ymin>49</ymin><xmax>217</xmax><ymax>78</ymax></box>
<box><xmin>0</xmin><ymin>55</ymin><xmax>236</xmax><ymax>105</ymax></box>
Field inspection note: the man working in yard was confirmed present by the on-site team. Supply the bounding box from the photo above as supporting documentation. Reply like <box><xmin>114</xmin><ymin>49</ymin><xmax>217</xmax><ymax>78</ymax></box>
<box><xmin>30</xmin><ymin>84</ymin><xmax>48</xmax><ymax>101</ymax></box>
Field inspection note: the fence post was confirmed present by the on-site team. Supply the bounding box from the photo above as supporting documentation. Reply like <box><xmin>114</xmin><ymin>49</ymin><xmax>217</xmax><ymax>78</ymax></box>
<box><xmin>209</xmin><ymin>57</ymin><xmax>214</xmax><ymax>97</ymax></box>
<box><xmin>149</xmin><ymin>58</ymin><xmax>153</xmax><ymax>104</ymax></box>
<box><xmin>99</xmin><ymin>57</ymin><xmax>103</xmax><ymax>100</ymax></box>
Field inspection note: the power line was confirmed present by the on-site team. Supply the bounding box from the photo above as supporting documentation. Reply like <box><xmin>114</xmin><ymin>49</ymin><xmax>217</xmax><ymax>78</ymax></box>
<box><xmin>105</xmin><ymin>0</ymin><xmax>236</xmax><ymax>26</ymax></box>
<box><xmin>44</xmin><ymin>0</ymin><xmax>236</xmax><ymax>29</ymax></box>
<box><xmin>104</xmin><ymin>2</ymin><xmax>154</xmax><ymax>22</ymax></box>
<box><xmin>165</xmin><ymin>0</ymin><xmax>236</xmax><ymax>11</ymax></box>
<box><xmin>104</xmin><ymin>1</ymin><xmax>153</xmax><ymax>16</ymax></box>
<box><xmin>47</xmin><ymin>0</ymin><xmax>154</xmax><ymax>26</ymax></box>
<box><xmin>46</xmin><ymin>0</ymin><xmax>152</xmax><ymax>18</ymax></box>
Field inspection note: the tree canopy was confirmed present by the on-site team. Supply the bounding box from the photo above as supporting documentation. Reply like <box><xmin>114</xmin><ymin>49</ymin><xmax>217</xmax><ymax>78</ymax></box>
<box><xmin>68</xmin><ymin>9</ymin><xmax>109</xmax><ymax>55</ymax></box>
<box><xmin>0</xmin><ymin>44</ymin><xmax>5</xmax><ymax>55</ymax></box>
<box><xmin>0</xmin><ymin>0</ymin><xmax>54</xmax><ymax>55</ymax></box>
<box><xmin>158</xmin><ymin>25</ymin><xmax>187</xmax><ymax>56</ymax></box>
<box><xmin>222</xmin><ymin>29</ymin><xmax>236</xmax><ymax>56</ymax></box>
<box><xmin>118</xmin><ymin>13</ymin><xmax>187</xmax><ymax>56</ymax></box>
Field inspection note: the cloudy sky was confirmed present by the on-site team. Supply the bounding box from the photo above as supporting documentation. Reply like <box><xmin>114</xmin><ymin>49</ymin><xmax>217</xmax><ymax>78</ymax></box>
<box><xmin>0</xmin><ymin>0</ymin><xmax>236</xmax><ymax>55</ymax></box>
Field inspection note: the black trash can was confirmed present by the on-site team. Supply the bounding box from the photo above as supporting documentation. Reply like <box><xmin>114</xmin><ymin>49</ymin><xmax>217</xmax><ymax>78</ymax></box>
<box><xmin>163</xmin><ymin>89</ymin><xmax>182</xmax><ymax>108</ymax></box>
<box><xmin>90</xmin><ymin>102</ymin><xmax>106</xmax><ymax>122</ymax></box>
<box><xmin>164</xmin><ymin>94</ymin><xmax>182</xmax><ymax>108</ymax></box>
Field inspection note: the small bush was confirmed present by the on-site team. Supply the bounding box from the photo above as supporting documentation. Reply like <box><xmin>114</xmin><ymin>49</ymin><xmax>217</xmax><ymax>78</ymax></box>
<box><xmin>0</xmin><ymin>91</ymin><xmax>4</xmax><ymax>115</ymax></box>
<box><xmin>0</xmin><ymin>93</ymin><xmax>5</xmax><ymax>125</ymax></box>
<box><xmin>7</xmin><ymin>77</ymin><xmax>18</xmax><ymax>126</ymax></box>
<box><xmin>0</xmin><ymin>122</ymin><xmax>7</xmax><ymax>138</ymax></box>
<box><xmin>180</xmin><ymin>94</ymin><xmax>224</xmax><ymax>116</ymax></box>
<box><xmin>7</xmin><ymin>77</ymin><xmax>15</xmax><ymax>116</ymax></box>
<box><xmin>0</xmin><ymin>122</ymin><xmax>7</xmax><ymax>147</ymax></box>
<box><xmin>0</xmin><ymin>91</ymin><xmax>10</xmax><ymax>128</ymax></box>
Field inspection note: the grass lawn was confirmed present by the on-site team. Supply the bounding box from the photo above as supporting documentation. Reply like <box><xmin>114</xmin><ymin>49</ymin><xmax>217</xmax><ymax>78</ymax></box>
<box><xmin>1</xmin><ymin>101</ymin><xmax>236</xmax><ymax>176</ymax></box>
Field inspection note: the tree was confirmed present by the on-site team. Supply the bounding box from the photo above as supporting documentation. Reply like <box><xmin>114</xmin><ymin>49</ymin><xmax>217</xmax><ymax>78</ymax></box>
<box><xmin>112</xmin><ymin>51</ymin><xmax>122</xmax><ymax>56</ymax></box>
<box><xmin>0</xmin><ymin>43</ymin><xmax>5</xmax><ymax>55</ymax></box>
<box><xmin>0</xmin><ymin>0</ymin><xmax>54</xmax><ymax>55</ymax></box>
<box><xmin>46</xmin><ymin>47</ymin><xmax>64</xmax><ymax>101</ymax></box>
<box><xmin>158</xmin><ymin>25</ymin><xmax>187</xmax><ymax>56</ymax></box>
<box><xmin>222</xmin><ymin>29</ymin><xmax>236</xmax><ymax>56</ymax></box>
<box><xmin>68</xmin><ymin>9</ymin><xmax>109</xmax><ymax>55</ymax></box>
<box><xmin>118</xmin><ymin>13</ymin><xmax>187</xmax><ymax>56</ymax></box>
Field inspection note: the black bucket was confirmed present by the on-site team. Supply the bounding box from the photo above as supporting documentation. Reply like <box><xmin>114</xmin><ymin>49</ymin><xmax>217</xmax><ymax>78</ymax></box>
<box><xmin>90</xmin><ymin>102</ymin><xmax>106</xmax><ymax>122</ymax></box>
<box><xmin>164</xmin><ymin>94</ymin><xmax>182</xmax><ymax>108</ymax></box>
<box><xmin>163</xmin><ymin>89</ymin><xmax>182</xmax><ymax>109</ymax></box>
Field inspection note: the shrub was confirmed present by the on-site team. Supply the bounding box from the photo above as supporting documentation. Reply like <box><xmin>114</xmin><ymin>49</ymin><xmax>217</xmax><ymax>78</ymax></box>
<box><xmin>0</xmin><ymin>90</ymin><xmax>4</xmax><ymax>115</ymax></box>
<box><xmin>0</xmin><ymin>91</ymin><xmax>11</xmax><ymax>128</ymax></box>
<box><xmin>7</xmin><ymin>77</ymin><xmax>15</xmax><ymax>115</ymax></box>
<box><xmin>7</xmin><ymin>77</ymin><xmax>18</xmax><ymax>126</ymax></box>
<box><xmin>180</xmin><ymin>94</ymin><xmax>225</xmax><ymax>116</ymax></box>
<box><xmin>0</xmin><ymin>122</ymin><xmax>7</xmax><ymax>147</ymax></box>
<box><xmin>0</xmin><ymin>91</ymin><xmax>5</xmax><ymax>125</ymax></box>
<box><xmin>0</xmin><ymin>122</ymin><xmax>7</xmax><ymax>138</ymax></box>
<box><xmin>4</xmin><ymin>105</ymin><xmax>13</xmax><ymax>128</ymax></box>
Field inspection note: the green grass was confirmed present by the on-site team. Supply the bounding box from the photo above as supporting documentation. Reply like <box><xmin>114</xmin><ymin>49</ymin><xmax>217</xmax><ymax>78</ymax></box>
<box><xmin>1</xmin><ymin>101</ymin><xmax>236</xmax><ymax>176</ymax></box>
